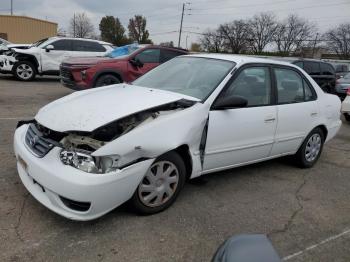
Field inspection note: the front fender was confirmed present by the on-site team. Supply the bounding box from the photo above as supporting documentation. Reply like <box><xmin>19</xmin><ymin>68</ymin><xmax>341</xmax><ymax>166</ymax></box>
<box><xmin>92</xmin><ymin>103</ymin><xmax>210</xmax><ymax>175</ymax></box>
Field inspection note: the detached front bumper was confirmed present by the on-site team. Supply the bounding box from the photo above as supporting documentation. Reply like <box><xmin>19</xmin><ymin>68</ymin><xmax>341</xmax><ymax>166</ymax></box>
<box><xmin>14</xmin><ymin>124</ymin><xmax>154</xmax><ymax>221</ymax></box>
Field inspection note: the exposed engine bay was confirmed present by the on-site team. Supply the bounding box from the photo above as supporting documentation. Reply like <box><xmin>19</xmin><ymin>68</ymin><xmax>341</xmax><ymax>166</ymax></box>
<box><xmin>22</xmin><ymin>99</ymin><xmax>196</xmax><ymax>174</ymax></box>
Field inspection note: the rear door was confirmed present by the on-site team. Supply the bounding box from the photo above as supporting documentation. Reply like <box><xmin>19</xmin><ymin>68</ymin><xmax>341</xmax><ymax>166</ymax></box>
<box><xmin>304</xmin><ymin>61</ymin><xmax>325</xmax><ymax>90</ymax></box>
<box><xmin>128</xmin><ymin>48</ymin><xmax>160</xmax><ymax>80</ymax></box>
<box><xmin>40</xmin><ymin>39</ymin><xmax>73</xmax><ymax>71</ymax></box>
<box><xmin>320</xmin><ymin>62</ymin><xmax>336</xmax><ymax>92</ymax></box>
<box><xmin>160</xmin><ymin>49</ymin><xmax>185</xmax><ymax>63</ymax></box>
<box><xmin>270</xmin><ymin>66</ymin><xmax>319</xmax><ymax>156</ymax></box>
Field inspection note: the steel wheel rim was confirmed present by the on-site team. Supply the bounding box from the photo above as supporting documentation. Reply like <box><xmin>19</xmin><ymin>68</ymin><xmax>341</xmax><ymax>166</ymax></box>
<box><xmin>138</xmin><ymin>161</ymin><xmax>179</xmax><ymax>207</ymax></box>
<box><xmin>305</xmin><ymin>133</ymin><xmax>322</xmax><ymax>162</ymax></box>
<box><xmin>16</xmin><ymin>64</ymin><xmax>33</xmax><ymax>80</ymax></box>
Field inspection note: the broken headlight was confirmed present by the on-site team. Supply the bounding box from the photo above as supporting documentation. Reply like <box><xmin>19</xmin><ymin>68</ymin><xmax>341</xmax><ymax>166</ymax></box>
<box><xmin>60</xmin><ymin>149</ymin><xmax>120</xmax><ymax>174</ymax></box>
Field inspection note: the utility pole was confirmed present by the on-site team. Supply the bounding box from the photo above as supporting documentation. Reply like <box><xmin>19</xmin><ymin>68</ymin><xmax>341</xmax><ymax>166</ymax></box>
<box><xmin>312</xmin><ymin>33</ymin><xmax>319</xmax><ymax>58</ymax></box>
<box><xmin>10</xmin><ymin>0</ymin><xmax>13</xmax><ymax>15</ymax></box>
<box><xmin>73</xmin><ymin>13</ymin><xmax>76</xmax><ymax>38</ymax></box>
<box><xmin>178</xmin><ymin>3</ymin><xmax>185</xmax><ymax>48</ymax></box>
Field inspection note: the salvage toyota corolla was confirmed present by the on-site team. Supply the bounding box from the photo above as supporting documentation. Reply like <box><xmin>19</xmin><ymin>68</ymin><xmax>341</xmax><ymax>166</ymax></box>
<box><xmin>14</xmin><ymin>54</ymin><xmax>342</xmax><ymax>220</ymax></box>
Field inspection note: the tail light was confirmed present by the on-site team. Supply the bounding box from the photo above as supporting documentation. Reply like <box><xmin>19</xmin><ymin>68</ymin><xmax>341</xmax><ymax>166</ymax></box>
<box><xmin>347</xmin><ymin>88</ymin><xmax>350</xmax><ymax>96</ymax></box>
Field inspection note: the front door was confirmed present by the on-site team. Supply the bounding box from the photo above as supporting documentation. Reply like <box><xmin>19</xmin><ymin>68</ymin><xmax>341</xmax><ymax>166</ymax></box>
<box><xmin>128</xmin><ymin>48</ymin><xmax>160</xmax><ymax>80</ymax></box>
<box><xmin>203</xmin><ymin>66</ymin><xmax>277</xmax><ymax>173</ymax></box>
<box><xmin>40</xmin><ymin>39</ymin><xmax>73</xmax><ymax>72</ymax></box>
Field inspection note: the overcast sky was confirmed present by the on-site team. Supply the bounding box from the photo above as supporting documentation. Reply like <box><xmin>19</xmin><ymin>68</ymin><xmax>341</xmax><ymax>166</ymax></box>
<box><xmin>1</xmin><ymin>0</ymin><xmax>349</xmax><ymax>47</ymax></box>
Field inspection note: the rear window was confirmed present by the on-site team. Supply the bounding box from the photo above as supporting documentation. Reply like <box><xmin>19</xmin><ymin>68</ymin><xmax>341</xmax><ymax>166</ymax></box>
<box><xmin>73</xmin><ymin>40</ymin><xmax>106</xmax><ymax>52</ymax></box>
<box><xmin>304</xmin><ymin>62</ymin><xmax>320</xmax><ymax>75</ymax></box>
<box><xmin>320</xmin><ymin>63</ymin><xmax>335</xmax><ymax>75</ymax></box>
<box><xmin>161</xmin><ymin>49</ymin><xmax>184</xmax><ymax>63</ymax></box>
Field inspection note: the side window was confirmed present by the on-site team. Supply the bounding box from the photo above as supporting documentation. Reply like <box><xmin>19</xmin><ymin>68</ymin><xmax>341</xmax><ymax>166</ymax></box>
<box><xmin>50</xmin><ymin>40</ymin><xmax>72</xmax><ymax>51</ymax></box>
<box><xmin>73</xmin><ymin>40</ymin><xmax>106</xmax><ymax>52</ymax></box>
<box><xmin>134</xmin><ymin>49</ymin><xmax>160</xmax><ymax>63</ymax></box>
<box><xmin>221</xmin><ymin>67</ymin><xmax>271</xmax><ymax>107</ymax></box>
<box><xmin>161</xmin><ymin>50</ymin><xmax>183</xmax><ymax>63</ymax></box>
<box><xmin>275</xmin><ymin>68</ymin><xmax>315</xmax><ymax>104</ymax></box>
<box><xmin>320</xmin><ymin>63</ymin><xmax>335</xmax><ymax>75</ymax></box>
<box><xmin>294</xmin><ymin>61</ymin><xmax>303</xmax><ymax>69</ymax></box>
<box><xmin>304</xmin><ymin>62</ymin><xmax>320</xmax><ymax>75</ymax></box>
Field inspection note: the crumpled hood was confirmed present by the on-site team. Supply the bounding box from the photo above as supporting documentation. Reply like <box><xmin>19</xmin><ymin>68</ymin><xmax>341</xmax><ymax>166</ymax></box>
<box><xmin>35</xmin><ymin>84</ymin><xmax>198</xmax><ymax>132</ymax></box>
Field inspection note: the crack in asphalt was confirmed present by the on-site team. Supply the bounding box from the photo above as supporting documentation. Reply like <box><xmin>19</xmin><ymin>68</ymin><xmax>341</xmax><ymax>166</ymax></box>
<box><xmin>268</xmin><ymin>173</ymin><xmax>307</xmax><ymax>238</ymax></box>
<box><xmin>14</xmin><ymin>194</ymin><xmax>29</xmax><ymax>242</ymax></box>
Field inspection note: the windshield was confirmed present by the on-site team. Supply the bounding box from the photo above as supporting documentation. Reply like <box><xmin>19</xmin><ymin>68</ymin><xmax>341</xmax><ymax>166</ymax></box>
<box><xmin>105</xmin><ymin>43</ymin><xmax>141</xmax><ymax>58</ymax></box>
<box><xmin>133</xmin><ymin>57</ymin><xmax>235</xmax><ymax>100</ymax></box>
<box><xmin>32</xmin><ymin>38</ymin><xmax>49</xmax><ymax>47</ymax></box>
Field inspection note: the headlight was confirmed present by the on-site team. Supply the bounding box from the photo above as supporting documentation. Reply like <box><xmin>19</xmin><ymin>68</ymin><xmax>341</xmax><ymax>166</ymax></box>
<box><xmin>60</xmin><ymin>149</ymin><xmax>120</xmax><ymax>174</ymax></box>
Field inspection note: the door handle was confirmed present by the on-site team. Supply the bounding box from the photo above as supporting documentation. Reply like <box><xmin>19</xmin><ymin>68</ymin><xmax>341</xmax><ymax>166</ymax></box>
<box><xmin>264</xmin><ymin>117</ymin><xmax>276</xmax><ymax>123</ymax></box>
<box><xmin>311</xmin><ymin>112</ymin><xmax>318</xmax><ymax>117</ymax></box>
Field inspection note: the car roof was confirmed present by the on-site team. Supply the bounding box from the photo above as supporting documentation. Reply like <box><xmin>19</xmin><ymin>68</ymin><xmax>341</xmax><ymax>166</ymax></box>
<box><xmin>47</xmin><ymin>36</ymin><xmax>112</xmax><ymax>45</ymax></box>
<box><xmin>185</xmin><ymin>53</ymin><xmax>300</xmax><ymax>67</ymax></box>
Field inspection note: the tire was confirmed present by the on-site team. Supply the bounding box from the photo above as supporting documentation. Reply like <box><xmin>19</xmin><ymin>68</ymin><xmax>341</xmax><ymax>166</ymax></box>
<box><xmin>131</xmin><ymin>151</ymin><xmax>186</xmax><ymax>215</ymax></box>
<box><xmin>94</xmin><ymin>74</ymin><xmax>120</xmax><ymax>87</ymax></box>
<box><xmin>13</xmin><ymin>61</ymin><xmax>36</xmax><ymax>81</ymax></box>
<box><xmin>344</xmin><ymin>113</ymin><xmax>350</xmax><ymax>122</ymax></box>
<box><xmin>294</xmin><ymin>127</ymin><xmax>325</xmax><ymax>168</ymax></box>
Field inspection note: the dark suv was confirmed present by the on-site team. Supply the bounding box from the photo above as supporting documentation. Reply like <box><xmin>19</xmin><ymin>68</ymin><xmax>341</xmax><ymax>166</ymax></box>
<box><xmin>291</xmin><ymin>59</ymin><xmax>336</xmax><ymax>93</ymax></box>
<box><xmin>60</xmin><ymin>44</ymin><xmax>188</xmax><ymax>90</ymax></box>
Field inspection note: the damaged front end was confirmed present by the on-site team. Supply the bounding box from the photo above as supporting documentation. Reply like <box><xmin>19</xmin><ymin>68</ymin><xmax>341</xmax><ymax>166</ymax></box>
<box><xmin>0</xmin><ymin>51</ymin><xmax>17</xmax><ymax>71</ymax></box>
<box><xmin>23</xmin><ymin>99</ymin><xmax>197</xmax><ymax>174</ymax></box>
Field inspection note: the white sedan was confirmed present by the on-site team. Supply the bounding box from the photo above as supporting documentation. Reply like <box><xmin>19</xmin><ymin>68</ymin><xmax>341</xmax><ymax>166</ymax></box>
<box><xmin>14</xmin><ymin>54</ymin><xmax>342</xmax><ymax>220</ymax></box>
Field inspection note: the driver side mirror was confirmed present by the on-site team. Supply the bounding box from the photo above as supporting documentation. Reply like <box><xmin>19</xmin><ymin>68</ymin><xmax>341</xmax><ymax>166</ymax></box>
<box><xmin>129</xmin><ymin>58</ymin><xmax>144</xmax><ymax>68</ymax></box>
<box><xmin>45</xmin><ymin>45</ymin><xmax>54</xmax><ymax>52</ymax></box>
<box><xmin>212</xmin><ymin>95</ymin><xmax>248</xmax><ymax>110</ymax></box>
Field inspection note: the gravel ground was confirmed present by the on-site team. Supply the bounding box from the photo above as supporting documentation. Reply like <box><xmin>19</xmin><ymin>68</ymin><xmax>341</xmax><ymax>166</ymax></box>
<box><xmin>0</xmin><ymin>74</ymin><xmax>349</xmax><ymax>262</ymax></box>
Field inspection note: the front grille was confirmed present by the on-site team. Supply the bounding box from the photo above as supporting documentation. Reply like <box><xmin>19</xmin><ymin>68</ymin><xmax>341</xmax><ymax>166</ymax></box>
<box><xmin>60</xmin><ymin>66</ymin><xmax>75</xmax><ymax>87</ymax></box>
<box><xmin>59</xmin><ymin>196</ymin><xmax>91</xmax><ymax>212</ymax></box>
<box><xmin>25</xmin><ymin>123</ymin><xmax>55</xmax><ymax>158</ymax></box>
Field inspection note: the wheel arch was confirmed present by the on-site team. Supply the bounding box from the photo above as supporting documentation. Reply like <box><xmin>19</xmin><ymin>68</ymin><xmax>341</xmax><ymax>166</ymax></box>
<box><xmin>315</xmin><ymin>124</ymin><xmax>328</xmax><ymax>141</ymax></box>
<box><xmin>14</xmin><ymin>54</ymin><xmax>39</xmax><ymax>72</ymax></box>
<box><xmin>93</xmin><ymin>69</ymin><xmax>124</xmax><ymax>87</ymax></box>
<box><xmin>173</xmin><ymin>144</ymin><xmax>193</xmax><ymax>180</ymax></box>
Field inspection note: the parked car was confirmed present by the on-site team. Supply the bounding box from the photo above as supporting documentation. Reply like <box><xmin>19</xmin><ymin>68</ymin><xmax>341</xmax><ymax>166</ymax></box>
<box><xmin>60</xmin><ymin>44</ymin><xmax>188</xmax><ymax>90</ymax></box>
<box><xmin>290</xmin><ymin>59</ymin><xmax>336</xmax><ymax>93</ymax></box>
<box><xmin>341</xmin><ymin>88</ymin><xmax>350</xmax><ymax>122</ymax></box>
<box><xmin>334</xmin><ymin>63</ymin><xmax>349</xmax><ymax>79</ymax></box>
<box><xmin>14</xmin><ymin>54</ymin><xmax>341</xmax><ymax>220</ymax></box>
<box><xmin>335</xmin><ymin>72</ymin><xmax>350</xmax><ymax>100</ymax></box>
<box><xmin>0</xmin><ymin>37</ymin><xmax>113</xmax><ymax>81</ymax></box>
<box><xmin>0</xmin><ymin>37</ymin><xmax>30</xmax><ymax>54</ymax></box>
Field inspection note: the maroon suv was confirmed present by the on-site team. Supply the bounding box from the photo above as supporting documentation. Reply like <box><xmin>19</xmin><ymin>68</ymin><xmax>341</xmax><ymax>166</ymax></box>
<box><xmin>60</xmin><ymin>44</ymin><xmax>188</xmax><ymax>90</ymax></box>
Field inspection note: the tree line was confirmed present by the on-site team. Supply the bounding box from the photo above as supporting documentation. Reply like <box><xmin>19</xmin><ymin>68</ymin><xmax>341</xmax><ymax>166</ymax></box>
<box><xmin>199</xmin><ymin>12</ymin><xmax>350</xmax><ymax>59</ymax></box>
<box><xmin>69</xmin><ymin>13</ymin><xmax>152</xmax><ymax>45</ymax></box>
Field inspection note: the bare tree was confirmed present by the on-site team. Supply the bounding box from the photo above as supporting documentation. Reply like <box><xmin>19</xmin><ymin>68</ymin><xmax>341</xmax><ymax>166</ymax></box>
<box><xmin>218</xmin><ymin>20</ymin><xmax>249</xmax><ymax>54</ymax></box>
<box><xmin>274</xmin><ymin>14</ymin><xmax>315</xmax><ymax>53</ymax></box>
<box><xmin>247</xmin><ymin>12</ymin><xmax>278</xmax><ymax>53</ymax></box>
<box><xmin>200</xmin><ymin>29</ymin><xmax>225</xmax><ymax>53</ymax></box>
<box><xmin>69</xmin><ymin>13</ymin><xmax>94</xmax><ymax>38</ymax></box>
<box><xmin>323</xmin><ymin>23</ymin><xmax>350</xmax><ymax>59</ymax></box>
<box><xmin>128</xmin><ymin>15</ymin><xmax>152</xmax><ymax>44</ymax></box>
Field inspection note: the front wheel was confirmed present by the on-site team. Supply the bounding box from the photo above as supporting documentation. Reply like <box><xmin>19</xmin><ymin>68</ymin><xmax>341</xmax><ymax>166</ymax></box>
<box><xmin>94</xmin><ymin>74</ymin><xmax>120</xmax><ymax>87</ymax></box>
<box><xmin>13</xmin><ymin>61</ymin><xmax>36</xmax><ymax>81</ymax></box>
<box><xmin>344</xmin><ymin>113</ymin><xmax>350</xmax><ymax>122</ymax></box>
<box><xmin>294</xmin><ymin>127</ymin><xmax>325</xmax><ymax>168</ymax></box>
<box><xmin>131</xmin><ymin>151</ymin><xmax>186</xmax><ymax>215</ymax></box>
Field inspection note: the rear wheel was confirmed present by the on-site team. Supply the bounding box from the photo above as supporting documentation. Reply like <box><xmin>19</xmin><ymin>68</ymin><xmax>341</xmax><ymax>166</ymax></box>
<box><xmin>94</xmin><ymin>74</ymin><xmax>120</xmax><ymax>87</ymax></box>
<box><xmin>294</xmin><ymin>127</ymin><xmax>325</xmax><ymax>168</ymax></box>
<box><xmin>131</xmin><ymin>151</ymin><xmax>186</xmax><ymax>215</ymax></box>
<box><xmin>13</xmin><ymin>61</ymin><xmax>36</xmax><ymax>81</ymax></box>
